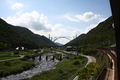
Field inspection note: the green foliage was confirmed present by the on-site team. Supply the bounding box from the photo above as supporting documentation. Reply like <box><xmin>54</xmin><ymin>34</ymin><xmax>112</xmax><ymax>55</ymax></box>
<box><xmin>4</xmin><ymin>61</ymin><xmax>11</xmax><ymax>66</ymax></box>
<box><xmin>0</xmin><ymin>18</ymin><xmax>57</xmax><ymax>51</ymax></box>
<box><xmin>0</xmin><ymin>60</ymin><xmax>35</xmax><ymax>77</ymax></box>
<box><xmin>14</xmin><ymin>51</ymin><xmax>19</xmax><ymax>55</ymax></box>
<box><xmin>58</xmin><ymin>69</ymin><xmax>63</xmax><ymax>74</ymax></box>
<box><xmin>78</xmin><ymin>62</ymin><xmax>103</xmax><ymax>80</ymax></box>
<box><xmin>22</xmin><ymin>52</ymin><xmax>34</xmax><ymax>55</ymax></box>
<box><xmin>0</xmin><ymin>18</ymin><xmax>39</xmax><ymax>50</ymax></box>
<box><xmin>11</xmin><ymin>25</ymin><xmax>57</xmax><ymax>48</ymax></box>
<box><xmin>0</xmin><ymin>55</ymin><xmax>20</xmax><ymax>60</ymax></box>
<box><xmin>73</xmin><ymin>60</ymin><xmax>80</xmax><ymax>65</ymax></box>
<box><xmin>65</xmin><ymin>16</ymin><xmax>115</xmax><ymax>55</ymax></box>
<box><xmin>0</xmin><ymin>42</ymin><xmax>11</xmax><ymax>51</ymax></box>
<box><xmin>22</xmin><ymin>55</ymin><xmax>87</xmax><ymax>80</ymax></box>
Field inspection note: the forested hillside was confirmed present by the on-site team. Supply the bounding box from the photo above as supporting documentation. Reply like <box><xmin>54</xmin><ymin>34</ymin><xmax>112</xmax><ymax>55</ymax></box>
<box><xmin>65</xmin><ymin>16</ymin><xmax>115</xmax><ymax>54</ymax></box>
<box><xmin>0</xmin><ymin>18</ymin><xmax>39</xmax><ymax>50</ymax></box>
<box><xmin>11</xmin><ymin>25</ymin><xmax>57</xmax><ymax>48</ymax></box>
<box><xmin>0</xmin><ymin>18</ymin><xmax>57</xmax><ymax>51</ymax></box>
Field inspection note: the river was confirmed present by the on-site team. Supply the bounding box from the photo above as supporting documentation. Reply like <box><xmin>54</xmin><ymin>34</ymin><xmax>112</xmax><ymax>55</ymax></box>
<box><xmin>0</xmin><ymin>53</ymin><xmax>60</xmax><ymax>80</ymax></box>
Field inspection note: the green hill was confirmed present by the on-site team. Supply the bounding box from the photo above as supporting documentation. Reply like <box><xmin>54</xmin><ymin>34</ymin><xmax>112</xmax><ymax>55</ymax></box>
<box><xmin>65</xmin><ymin>16</ymin><xmax>115</xmax><ymax>54</ymax></box>
<box><xmin>0</xmin><ymin>18</ymin><xmax>57</xmax><ymax>51</ymax></box>
<box><xmin>11</xmin><ymin>25</ymin><xmax>57</xmax><ymax>48</ymax></box>
<box><xmin>0</xmin><ymin>18</ymin><xmax>39</xmax><ymax>50</ymax></box>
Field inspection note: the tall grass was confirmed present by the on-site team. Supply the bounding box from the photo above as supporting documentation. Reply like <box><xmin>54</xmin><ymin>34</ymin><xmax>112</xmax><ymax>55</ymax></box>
<box><xmin>0</xmin><ymin>60</ymin><xmax>35</xmax><ymax>77</ymax></box>
<box><xmin>22</xmin><ymin>55</ymin><xmax>87</xmax><ymax>80</ymax></box>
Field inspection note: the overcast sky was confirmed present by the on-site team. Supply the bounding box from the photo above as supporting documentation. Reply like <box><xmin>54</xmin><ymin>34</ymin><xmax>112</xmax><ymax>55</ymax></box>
<box><xmin>0</xmin><ymin>0</ymin><xmax>112</xmax><ymax>44</ymax></box>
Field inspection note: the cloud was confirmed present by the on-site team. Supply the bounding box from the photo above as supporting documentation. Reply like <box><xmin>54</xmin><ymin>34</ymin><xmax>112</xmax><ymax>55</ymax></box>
<box><xmin>75</xmin><ymin>12</ymin><xmax>101</xmax><ymax>22</ymax></box>
<box><xmin>5</xmin><ymin>11</ymin><xmax>69</xmax><ymax>44</ymax></box>
<box><xmin>63</xmin><ymin>12</ymin><xmax>101</xmax><ymax>22</ymax></box>
<box><xmin>83</xmin><ymin>17</ymin><xmax>107</xmax><ymax>33</ymax></box>
<box><xmin>11</xmin><ymin>2</ymin><xmax>23</xmax><ymax>10</ymax></box>
<box><xmin>30</xmin><ymin>23</ymin><xmax>71</xmax><ymax>44</ymax></box>
<box><xmin>4</xmin><ymin>10</ymin><xmax>70</xmax><ymax>44</ymax></box>
<box><xmin>71</xmin><ymin>30</ymin><xmax>81</xmax><ymax>38</ymax></box>
<box><xmin>31</xmin><ymin>23</ymin><xmax>65</xmax><ymax>37</ymax></box>
<box><xmin>5</xmin><ymin>11</ymin><xmax>51</xmax><ymax>31</ymax></box>
<box><xmin>63</xmin><ymin>14</ymin><xmax>80</xmax><ymax>22</ymax></box>
<box><xmin>50</xmin><ymin>24</ymin><xmax>68</xmax><ymax>37</ymax></box>
<box><xmin>84</xmin><ymin>24</ymin><xmax>97</xmax><ymax>33</ymax></box>
<box><xmin>98</xmin><ymin>18</ymin><xmax>107</xmax><ymax>23</ymax></box>
<box><xmin>52</xmin><ymin>23</ymin><xmax>63</xmax><ymax>31</ymax></box>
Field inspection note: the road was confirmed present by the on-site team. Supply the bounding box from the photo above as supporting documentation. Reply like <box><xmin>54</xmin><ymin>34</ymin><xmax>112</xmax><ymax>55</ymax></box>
<box><xmin>64</xmin><ymin>51</ymin><xmax>96</xmax><ymax>66</ymax></box>
<box><xmin>65</xmin><ymin>51</ymin><xmax>96</xmax><ymax>80</ymax></box>
<box><xmin>81</xmin><ymin>55</ymin><xmax>96</xmax><ymax>67</ymax></box>
<box><xmin>72</xmin><ymin>54</ymin><xmax>96</xmax><ymax>80</ymax></box>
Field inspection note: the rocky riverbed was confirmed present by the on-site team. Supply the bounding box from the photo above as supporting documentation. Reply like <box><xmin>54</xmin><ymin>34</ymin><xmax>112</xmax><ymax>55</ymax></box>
<box><xmin>0</xmin><ymin>53</ymin><xmax>59</xmax><ymax>80</ymax></box>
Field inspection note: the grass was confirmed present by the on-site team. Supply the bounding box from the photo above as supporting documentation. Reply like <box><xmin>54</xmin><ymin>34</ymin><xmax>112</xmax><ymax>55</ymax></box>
<box><xmin>0</xmin><ymin>51</ymin><xmax>24</xmax><ymax>54</ymax></box>
<box><xmin>0</xmin><ymin>56</ymin><xmax>20</xmax><ymax>60</ymax></box>
<box><xmin>22</xmin><ymin>55</ymin><xmax>87</xmax><ymax>80</ymax></box>
<box><xmin>77</xmin><ymin>52</ymin><xmax>106</xmax><ymax>80</ymax></box>
<box><xmin>0</xmin><ymin>60</ymin><xmax>35</xmax><ymax>77</ymax></box>
<box><xmin>0</xmin><ymin>51</ymin><xmax>13</xmax><ymax>54</ymax></box>
<box><xmin>22</xmin><ymin>52</ymin><xmax>34</xmax><ymax>55</ymax></box>
<box><xmin>78</xmin><ymin>62</ymin><xmax>104</xmax><ymax>80</ymax></box>
<box><xmin>0</xmin><ymin>51</ymin><xmax>25</xmax><ymax>60</ymax></box>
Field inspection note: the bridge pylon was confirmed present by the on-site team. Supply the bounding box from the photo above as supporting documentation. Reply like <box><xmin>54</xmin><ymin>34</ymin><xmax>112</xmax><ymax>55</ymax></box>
<box><xmin>48</xmin><ymin>34</ymin><xmax>78</xmax><ymax>42</ymax></box>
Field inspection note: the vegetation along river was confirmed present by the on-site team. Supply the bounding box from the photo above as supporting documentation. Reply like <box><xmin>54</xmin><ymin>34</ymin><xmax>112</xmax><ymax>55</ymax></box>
<box><xmin>0</xmin><ymin>53</ymin><xmax>60</xmax><ymax>80</ymax></box>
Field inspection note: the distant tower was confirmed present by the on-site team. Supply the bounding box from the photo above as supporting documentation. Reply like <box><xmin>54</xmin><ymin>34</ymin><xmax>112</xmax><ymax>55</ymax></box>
<box><xmin>49</xmin><ymin>34</ymin><xmax>50</xmax><ymax>39</ymax></box>
<box><xmin>76</xmin><ymin>34</ymin><xmax>77</xmax><ymax>38</ymax></box>
<box><xmin>51</xmin><ymin>37</ymin><xmax>52</xmax><ymax>41</ymax></box>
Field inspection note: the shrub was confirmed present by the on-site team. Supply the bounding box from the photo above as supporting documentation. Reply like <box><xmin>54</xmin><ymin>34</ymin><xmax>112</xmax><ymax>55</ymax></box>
<box><xmin>78</xmin><ymin>55</ymin><xmax>84</xmax><ymax>59</ymax></box>
<box><xmin>74</xmin><ymin>56</ymin><xmax>77</xmax><ymax>59</ymax></box>
<box><xmin>14</xmin><ymin>60</ymin><xmax>20</xmax><ymax>64</ymax></box>
<box><xmin>58</xmin><ymin>69</ymin><xmax>63</xmax><ymax>74</ymax></box>
<box><xmin>0</xmin><ymin>60</ymin><xmax>35</xmax><ymax>77</ymax></box>
<box><xmin>73</xmin><ymin>60</ymin><xmax>80</xmax><ymax>65</ymax></box>
<box><xmin>4</xmin><ymin>61</ymin><xmax>11</xmax><ymax>66</ymax></box>
<box><xmin>66</xmin><ymin>56</ymin><xmax>69</xmax><ymax>59</ymax></box>
<box><xmin>0</xmin><ymin>70</ymin><xmax>10</xmax><ymax>77</ymax></box>
<box><xmin>14</xmin><ymin>51</ymin><xmax>19</xmax><ymax>55</ymax></box>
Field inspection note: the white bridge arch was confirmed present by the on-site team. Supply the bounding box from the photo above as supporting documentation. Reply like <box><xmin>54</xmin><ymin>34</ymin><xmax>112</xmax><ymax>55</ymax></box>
<box><xmin>53</xmin><ymin>37</ymin><xmax>71</xmax><ymax>42</ymax></box>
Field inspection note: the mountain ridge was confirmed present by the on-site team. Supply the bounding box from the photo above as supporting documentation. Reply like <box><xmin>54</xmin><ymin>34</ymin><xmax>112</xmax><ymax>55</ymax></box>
<box><xmin>0</xmin><ymin>18</ymin><xmax>39</xmax><ymax>50</ymax></box>
<box><xmin>55</xmin><ymin>42</ymin><xmax>63</xmax><ymax>46</ymax></box>
<box><xmin>0</xmin><ymin>18</ymin><xmax>57</xmax><ymax>50</ymax></box>
<box><xmin>10</xmin><ymin>25</ymin><xmax>57</xmax><ymax>48</ymax></box>
<box><xmin>65</xmin><ymin>16</ymin><xmax>115</xmax><ymax>54</ymax></box>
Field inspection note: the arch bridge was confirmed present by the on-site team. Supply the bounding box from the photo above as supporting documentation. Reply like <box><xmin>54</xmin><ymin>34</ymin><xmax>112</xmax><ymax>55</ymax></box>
<box><xmin>53</xmin><ymin>37</ymin><xmax>71</xmax><ymax>42</ymax></box>
<box><xmin>48</xmin><ymin>34</ymin><xmax>78</xmax><ymax>42</ymax></box>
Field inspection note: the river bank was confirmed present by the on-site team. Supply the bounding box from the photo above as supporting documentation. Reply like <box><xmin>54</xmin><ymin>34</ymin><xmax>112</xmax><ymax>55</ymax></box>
<box><xmin>0</xmin><ymin>53</ymin><xmax>59</xmax><ymax>80</ymax></box>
